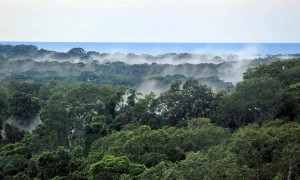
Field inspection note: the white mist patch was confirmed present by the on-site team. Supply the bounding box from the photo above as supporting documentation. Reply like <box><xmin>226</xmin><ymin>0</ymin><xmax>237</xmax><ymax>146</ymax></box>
<box><xmin>192</xmin><ymin>45</ymin><xmax>262</xmax><ymax>84</ymax></box>
<box><xmin>193</xmin><ymin>44</ymin><xmax>262</xmax><ymax>61</ymax></box>
<box><xmin>235</xmin><ymin>45</ymin><xmax>261</xmax><ymax>60</ymax></box>
<box><xmin>23</xmin><ymin>45</ymin><xmax>264</xmax><ymax>66</ymax></box>
<box><xmin>217</xmin><ymin>61</ymin><xmax>252</xmax><ymax>85</ymax></box>
<box><xmin>137</xmin><ymin>79</ymin><xmax>168</xmax><ymax>95</ymax></box>
<box><xmin>118</xmin><ymin>93</ymin><xmax>129</xmax><ymax>109</ymax></box>
<box><xmin>0</xmin><ymin>128</ymin><xmax>5</xmax><ymax>140</ymax></box>
<box><xmin>6</xmin><ymin>115</ymin><xmax>43</xmax><ymax>133</ymax></box>
<box><xmin>90</xmin><ymin>53</ymin><xmax>231</xmax><ymax>65</ymax></box>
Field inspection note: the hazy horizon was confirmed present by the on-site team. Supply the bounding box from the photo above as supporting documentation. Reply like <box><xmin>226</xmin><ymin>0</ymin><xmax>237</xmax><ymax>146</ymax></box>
<box><xmin>1</xmin><ymin>42</ymin><xmax>300</xmax><ymax>56</ymax></box>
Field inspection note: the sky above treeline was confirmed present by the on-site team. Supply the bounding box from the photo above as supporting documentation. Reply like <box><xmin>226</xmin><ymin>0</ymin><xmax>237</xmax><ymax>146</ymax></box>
<box><xmin>1</xmin><ymin>0</ymin><xmax>300</xmax><ymax>42</ymax></box>
<box><xmin>2</xmin><ymin>42</ymin><xmax>300</xmax><ymax>56</ymax></box>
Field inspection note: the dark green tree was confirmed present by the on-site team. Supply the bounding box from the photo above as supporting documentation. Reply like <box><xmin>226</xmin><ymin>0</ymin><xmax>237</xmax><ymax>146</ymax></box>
<box><xmin>36</xmin><ymin>147</ymin><xmax>71</xmax><ymax>180</ymax></box>
<box><xmin>156</xmin><ymin>79</ymin><xmax>214</xmax><ymax>126</ymax></box>
<box><xmin>214</xmin><ymin>77</ymin><xmax>288</xmax><ymax>128</ymax></box>
<box><xmin>10</xmin><ymin>93</ymin><xmax>40</xmax><ymax>125</ymax></box>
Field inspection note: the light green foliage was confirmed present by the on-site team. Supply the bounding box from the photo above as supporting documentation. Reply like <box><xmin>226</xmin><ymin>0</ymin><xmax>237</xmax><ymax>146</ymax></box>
<box><xmin>89</xmin><ymin>118</ymin><xmax>230</xmax><ymax>167</ymax></box>
<box><xmin>140</xmin><ymin>121</ymin><xmax>300</xmax><ymax>180</ymax></box>
<box><xmin>88</xmin><ymin>155</ymin><xmax>145</xmax><ymax>180</ymax></box>
<box><xmin>244</xmin><ymin>58</ymin><xmax>300</xmax><ymax>84</ymax></box>
<box><xmin>138</xmin><ymin>161</ymin><xmax>175</xmax><ymax>180</ymax></box>
<box><xmin>13</xmin><ymin>172</ymin><xmax>31</xmax><ymax>180</ymax></box>
<box><xmin>167</xmin><ymin>147</ymin><xmax>251</xmax><ymax>180</ymax></box>
<box><xmin>66</xmin><ymin>170</ymin><xmax>87</xmax><ymax>180</ymax></box>
<box><xmin>229</xmin><ymin>120</ymin><xmax>300</xmax><ymax>179</ymax></box>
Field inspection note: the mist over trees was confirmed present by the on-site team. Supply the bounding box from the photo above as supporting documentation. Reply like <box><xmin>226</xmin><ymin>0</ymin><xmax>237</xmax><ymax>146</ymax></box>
<box><xmin>0</xmin><ymin>45</ymin><xmax>300</xmax><ymax>179</ymax></box>
<box><xmin>1</xmin><ymin>44</ymin><xmax>296</xmax><ymax>93</ymax></box>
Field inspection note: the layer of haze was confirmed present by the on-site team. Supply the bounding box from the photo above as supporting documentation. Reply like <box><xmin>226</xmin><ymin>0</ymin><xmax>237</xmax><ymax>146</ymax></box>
<box><xmin>1</xmin><ymin>0</ymin><xmax>300</xmax><ymax>42</ymax></box>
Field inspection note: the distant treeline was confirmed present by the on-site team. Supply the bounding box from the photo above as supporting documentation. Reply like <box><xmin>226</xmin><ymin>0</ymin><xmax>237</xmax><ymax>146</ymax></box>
<box><xmin>0</xmin><ymin>44</ymin><xmax>295</xmax><ymax>91</ymax></box>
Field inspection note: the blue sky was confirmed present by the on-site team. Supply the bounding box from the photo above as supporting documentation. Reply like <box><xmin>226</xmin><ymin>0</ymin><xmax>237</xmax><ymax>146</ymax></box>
<box><xmin>2</xmin><ymin>42</ymin><xmax>300</xmax><ymax>55</ymax></box>
<box><xmin>1</xmin><ymin>0</ymin><xmax>300</xmax><ymax>42</ymax></box>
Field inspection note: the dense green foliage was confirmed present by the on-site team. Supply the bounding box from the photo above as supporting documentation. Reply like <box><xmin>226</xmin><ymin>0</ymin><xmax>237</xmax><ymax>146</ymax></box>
<box><xmin>0</xmin><ymin>48</ymin><xmax>300</xmax><ymax>179</ymax></box>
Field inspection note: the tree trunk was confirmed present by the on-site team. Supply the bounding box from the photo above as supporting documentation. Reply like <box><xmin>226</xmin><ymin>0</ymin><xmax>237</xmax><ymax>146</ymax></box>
<box><xmin>287</xmin><ymin>162</ymin><xmax>292</xmax><ymax>180</ymax></box>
